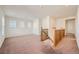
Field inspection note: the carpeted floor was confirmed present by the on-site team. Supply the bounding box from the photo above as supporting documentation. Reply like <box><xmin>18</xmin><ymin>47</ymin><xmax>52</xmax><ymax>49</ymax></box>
<box><xmin>0</xmin><ymin>34</ymin><xmax>79</xmax><ymax>54</ymax></box>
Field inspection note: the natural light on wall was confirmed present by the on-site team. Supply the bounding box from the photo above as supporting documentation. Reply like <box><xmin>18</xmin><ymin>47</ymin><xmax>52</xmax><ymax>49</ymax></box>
<box><xmin>19</xmin><ymin>21</ymin><xmax>25</xmax><ymax>28</ymax></box>
<box><xmin>27</xmin><ymin>22</ymin><xmax>32</xmax><ymax>28</ymax></box>
<box><xmin>0</xmin><ymin>16</ymin><xmax>5</xmax><ymax>36</ymax></box>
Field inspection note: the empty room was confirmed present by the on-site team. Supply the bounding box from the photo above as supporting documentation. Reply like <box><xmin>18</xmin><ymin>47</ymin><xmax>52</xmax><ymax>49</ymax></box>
<box><xmin>0</xmin><ymin>5</ymin><xmax>79</xmax><ymax>54</ymax></box>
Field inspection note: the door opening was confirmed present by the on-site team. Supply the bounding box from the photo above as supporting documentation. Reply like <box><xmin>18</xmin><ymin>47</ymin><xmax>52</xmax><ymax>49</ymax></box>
<box><xmin>65</xmin><ymin>18</ymin><xmax>75</xmax><ymax>37</ymax></box>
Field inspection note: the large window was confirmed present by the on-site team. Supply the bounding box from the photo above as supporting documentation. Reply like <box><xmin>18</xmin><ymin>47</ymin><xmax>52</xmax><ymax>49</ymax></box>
<box><xmin>0</xmin><ymin>16</ymin><xmax>4</xmax><ymax>36</ymax></box>
<box><xmin>9</xmin><ymin>20</ymin><xmax>16</xmax><ymax>28</ymax></box>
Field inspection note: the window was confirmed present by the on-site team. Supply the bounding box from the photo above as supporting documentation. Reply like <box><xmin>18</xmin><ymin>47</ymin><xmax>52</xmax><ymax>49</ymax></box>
<box><xmin>0</xmin><ymin>16</ymin><xmax>4</xmax><ymax>36</ymax></box>
<box><xmin>9</xmin><ymin>20</ymin><xmax>16</xmax><ymax>28</ymax></box>
<box><xmin>2</xmin><ymin>16</ymin><xmax>5</xmax><ymax>35</ymax></box>
<box><xmin>0</xmin><ymin>23</ymin><xmax>2</xmax><ymax>36</ymax></box>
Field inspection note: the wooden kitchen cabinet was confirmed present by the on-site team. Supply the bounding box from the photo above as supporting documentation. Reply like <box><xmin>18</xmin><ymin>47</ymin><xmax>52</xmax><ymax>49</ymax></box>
<box><xmin>54</xmin><ymin>29</ymin><xmax>65</xmax><ymax>46</ymax></box>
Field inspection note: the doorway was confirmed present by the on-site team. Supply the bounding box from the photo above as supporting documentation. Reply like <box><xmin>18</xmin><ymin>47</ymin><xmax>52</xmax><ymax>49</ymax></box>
<box><xmin>65</xmin><ymin>18</ymin><xmax>75</xmax><ymax>37</ymax></box>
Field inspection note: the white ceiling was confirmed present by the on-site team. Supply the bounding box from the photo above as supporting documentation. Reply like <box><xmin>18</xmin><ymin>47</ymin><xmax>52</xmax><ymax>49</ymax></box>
<box><xmin>1</xmin><ymin>5</ymin><xmax>78</xmax><ymax>20</ymax></box>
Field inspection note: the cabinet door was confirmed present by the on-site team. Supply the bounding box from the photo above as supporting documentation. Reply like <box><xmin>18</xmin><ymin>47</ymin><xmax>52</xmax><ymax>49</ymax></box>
<box><xmin>54</xmin><ymin>30</ymin><xmax>61</xmax><ymax>46</ymax></box>
<box><xmin>60</xmin><ymin>30</ymin><xmax>65</xmax><ymax>39</ymax></box>
<box><xmin>54</xmin><ymin>29</ymin><xmax>65</xmax><ymax>46</ymax></box>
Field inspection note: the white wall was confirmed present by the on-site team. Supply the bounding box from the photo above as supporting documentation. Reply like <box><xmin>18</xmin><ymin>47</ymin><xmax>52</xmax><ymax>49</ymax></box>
<box><xmin>55</xmin><ymin>18</ymin><xmax>65</xmax><ymax>29</ymax></box>
<box><xmin>32</xmin><ymin>19</ymin><xmax>40</xmax><ymax>35</ymax></box>
<box><xmin>48</xmin><ymin>17</ymin><xmax>56</xmax><ymax>42</ymax></box>
<box><xmin>5</xmin><ymin>16</ymin><xmax>33</xmax><ymax>38</ymax></box>
<box><xmin>76</xmin><ymin>7</ymin><xmax>79</xmax><ymax>48</ymax></box>
<box><xmin>0</xmin><ymin>7</ymin><xmax>5</xmax><ymax>48</ymax></box>
<box><xmin>41</xmin><ymin>16</ymin><xmax>50</xmax><ymax>29</ymax></box>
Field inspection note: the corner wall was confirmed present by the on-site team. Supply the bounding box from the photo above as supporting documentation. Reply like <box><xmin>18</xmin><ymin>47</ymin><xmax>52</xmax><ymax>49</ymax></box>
<box><xmin>76</xmin><ymin>7</ymin><xmax>79</xmax><ymax>48</ymax></box>
<box><xmin>0</xmin><ymin>7</ymin><xmax>5</xmax><ymax>48</ymax></box>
